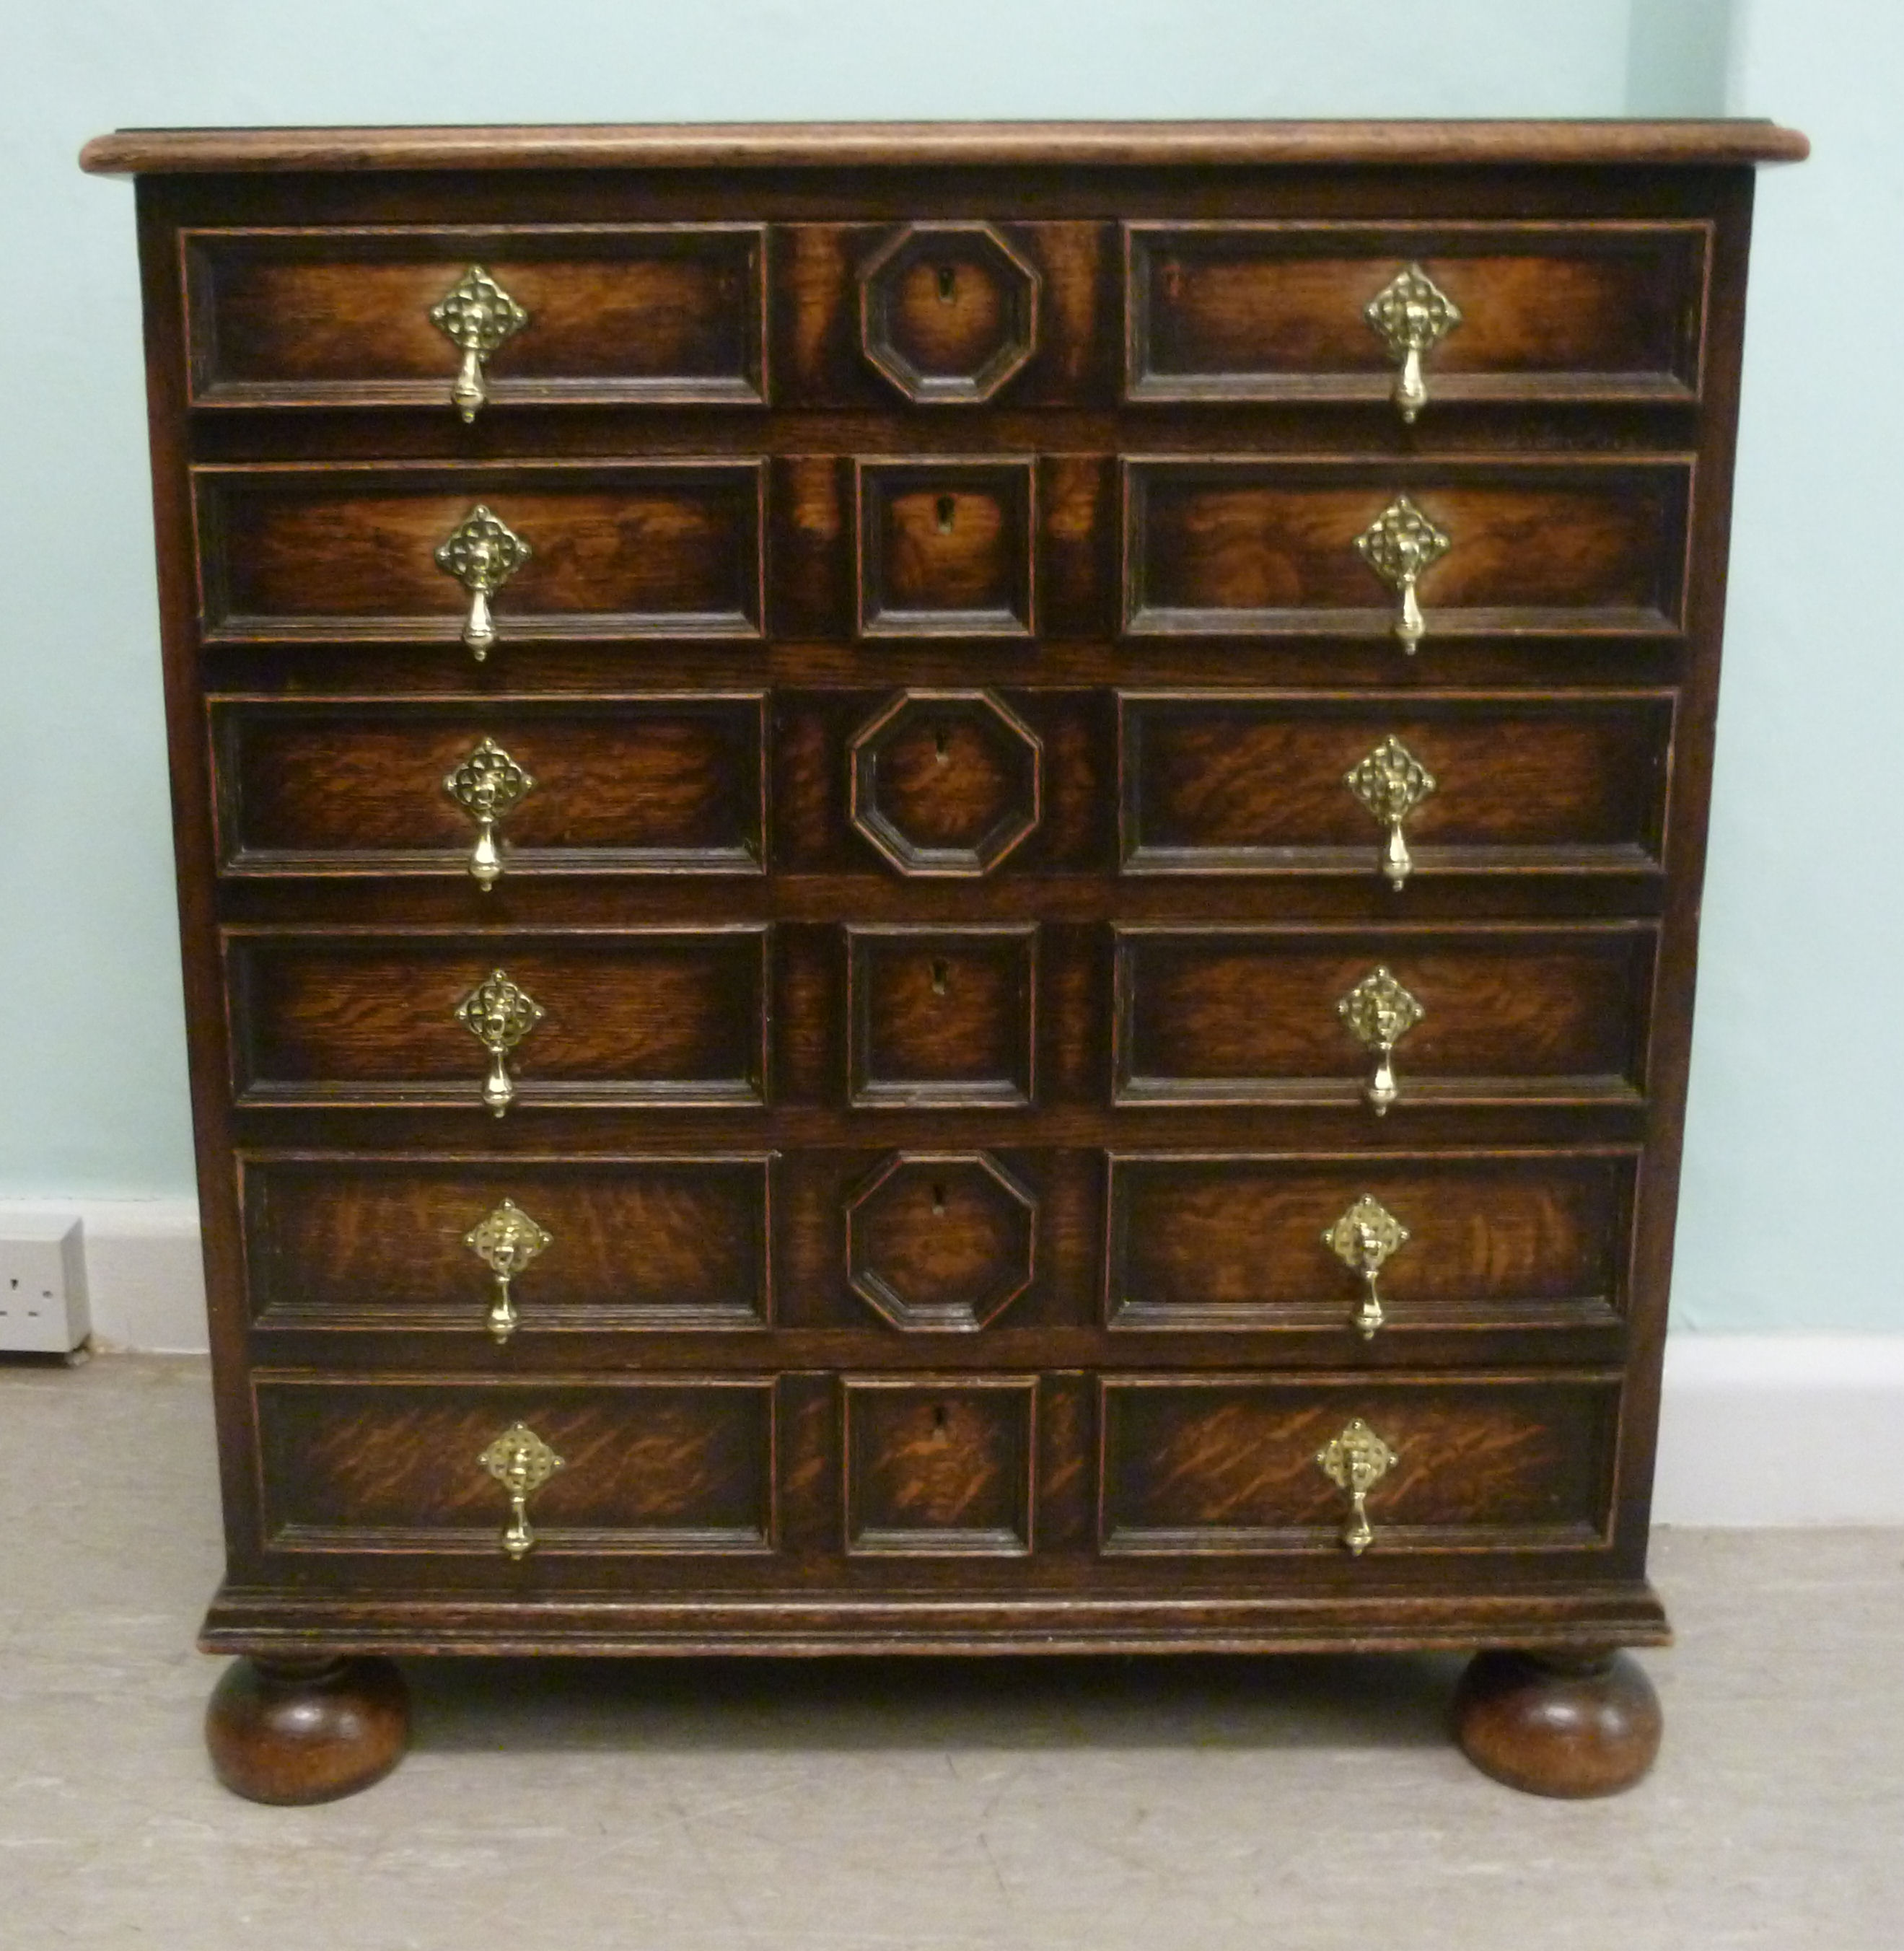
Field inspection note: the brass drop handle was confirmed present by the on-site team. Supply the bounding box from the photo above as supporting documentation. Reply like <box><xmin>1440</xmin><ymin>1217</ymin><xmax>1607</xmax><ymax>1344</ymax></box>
<box><xmin>455</xmin><ymin>968</ymin><xmax>544</xmax><ymax>1117</ymax></box>
<box><xmin>1356</xmin><ymin>496</ymin><xmax>1450</xmax><ymax>652</ymax></box>
<box><xmin>1315</xmin><ymin>1418</ymin><xmax>1397</xmax><ymax>1554</ymax></box>
<box><xmin>1364</xmin><ymin>262</ymin><xmax>1461</xmax><ymax>424</ymax></box>
<box><xmin>444</xmin><ymin>738</ymin><xmax>535</xmax><ymax>891</ymax></box>
<box><xmin>434</xmin><ymin>505</ymin><xmax>531</xmax><ymax>661</ymax></box>
<box><xmin>478</xmin><ymin>1421</ymin><xmax>563</xmax><ymax>1558</ymax></box>
<box><xmin>1344</xmin><ymin>736</ymin><xmax>1436</xmax><ymax>890</ymax></box>
<box><xmin>1325</xmin><ymin>1195</ymin><xmax>1410</xmax><ymax>1340</ymax></box>
<box><xmin>465</xmin><ymin>1199</ymin><xmax>551</xmax><ymax>1343</ymax></box>
<box><xmin>429</xmin><ymin>265</ymin><xmax>529</xmax><ymax>423</ymax></box>
<box><xmin>1337</xmin><ymin>965</ymin><xmax>1423</xmax><ymax>1115</ymax></box>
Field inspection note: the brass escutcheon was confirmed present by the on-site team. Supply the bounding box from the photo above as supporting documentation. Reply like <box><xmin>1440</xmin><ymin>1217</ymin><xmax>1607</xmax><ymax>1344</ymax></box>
<box><xmin>1364</xmin><ymin>262</ymin><xmax>1461</xmax><ymax>424</ymax></box>
<box><xmin>478</xmin><ymin>1421</ymin><xmax>564</xmax><ymax>1558</ymax></box>
<box><xmin>1324</xmin><ymin>1195</ymin><xmax>1410</xmax><ymax>1340</ymax></box>
<box><xmin>1355</xmin><ymin>496</ymin><xmax>1450</xmax><ymax>653</ymax></box>
<box><xmin>429</xmin><ymin>265</ymin><xmax>529</xmax><ymax>423</ymax></box>
<box><xmin>455</xmin><ymin>968</ymin><xmax>544</xmax><ymax>1117</ymax></box>
<box><xmin>1315</xmin><ymin>1417</ymin><xmax>1398</xmax><ymax>1554</ymax></box>
<box><xmin>1344</xmin><ymin>735</ymin><xmax>1436</xmax><ymax>890</ymax></box>
<box><xmin>444</xmin><ymin>737</ymin><xmax>535</xmax><ymax>891</ymax></box>
<box><xmin>1337</xmin><ymin>966</ymin><xmax>1423</xmax><ymax>1115</ymax></box>
<box><xmin>464</xmin><ymin>1198</ymin><xmax>552</xmax><ymax>1343</ymax></box>
<box><xmin>434</xmin><ymin>505</ymin><xmax>531</xmax><ymax>661</ymax></box>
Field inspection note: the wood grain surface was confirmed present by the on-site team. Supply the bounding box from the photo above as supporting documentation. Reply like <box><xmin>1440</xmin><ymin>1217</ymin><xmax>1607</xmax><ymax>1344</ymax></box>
<box><xmin>186</xmin><ymin>225</ymin><xmax>765</xmax><ymax>405</ymax></box>
<box><xmin>80</xmin><ymin>120</ymin><xmax>1809</xmax><ymax>176</ymax></box>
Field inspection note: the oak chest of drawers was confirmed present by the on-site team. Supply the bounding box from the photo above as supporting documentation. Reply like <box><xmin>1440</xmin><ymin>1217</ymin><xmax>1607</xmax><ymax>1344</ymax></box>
<box><xmin>83</xmin><ymin>118</ymin><xmax>1804</xmax><ymax>1802</ymax></box>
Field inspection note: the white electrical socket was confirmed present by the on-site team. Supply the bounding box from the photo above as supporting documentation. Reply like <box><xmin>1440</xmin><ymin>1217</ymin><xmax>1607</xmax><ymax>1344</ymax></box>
<box><xmin>0</xmin><ymin>1216</ymin><xmax>91</xmax><ymax>1354</ymax></box>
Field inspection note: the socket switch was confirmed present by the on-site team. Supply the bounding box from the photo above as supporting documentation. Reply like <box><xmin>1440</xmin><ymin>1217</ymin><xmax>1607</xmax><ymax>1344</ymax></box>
<box><xmin>0</xmin><ymin>1216</ymin><xmax>91</xmax><ymax>1354</ymax></box>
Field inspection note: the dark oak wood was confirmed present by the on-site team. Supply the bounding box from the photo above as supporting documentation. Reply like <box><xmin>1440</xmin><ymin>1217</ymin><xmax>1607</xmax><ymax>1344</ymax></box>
<box><xmin>88</xmin><ymin>118</ymin><xmax>1798</xmax><ymax>1799</ymax></box>
<box><xmin>204</xmin><ymin>1654</ymin><xmax>409</xmax><ymax>1805</ymax></box>
<box><xmin>79</xmin><ymin>121</ymin><xmax>1809</xmax><ymax>175</ymax></box>
<box><xmin>185</xmin><ymin>225</ymin><xmax>767</xmax><ymax>408</ymax></box>
<box><xmin>1126</xmin><ymin>221</ymin><xmax>1709</xmax><ymax>405</ymax></box>
<box><xmin>1452</xmin><ymin>1647</ymin><xmax>1662</xmax><ymax>1795</ymax></box>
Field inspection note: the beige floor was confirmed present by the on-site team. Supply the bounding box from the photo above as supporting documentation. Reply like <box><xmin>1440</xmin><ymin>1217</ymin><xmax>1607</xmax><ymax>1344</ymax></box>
<box><xmin>1</xmin><ymin>1356</ymin><xmax>1897</xmax><ymax>1949</ymax></box>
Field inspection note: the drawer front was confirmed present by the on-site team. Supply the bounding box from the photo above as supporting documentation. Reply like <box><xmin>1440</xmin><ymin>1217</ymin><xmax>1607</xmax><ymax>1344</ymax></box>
<box><xmin>1113</xmin><ymin>924</ymin><xmax>1654</xmax><ymax>1107</ymax></box>
<box><xmin>194</xmin><ymin>462</ymin><xmax>765</xmax><ymax>644</ymax></box>
<box><xmin>255</xmin><ymin>1377</ymin><xmax>776</xmax><ymax>1553</ymax></box>
<box><xmin>1106</xmin><ymin>1151</ymin><xmax>1635</xmax><ymax>1332</ymax></box>
<box><xmin>242</xmin><ymin>1154</ymin><xmax>772</xmax><ymax>1331</ymax></box>
<box><xmin>185</xmin><ymin>226</ymin><xmax>766</xmax><ymax>407</ymax></box>
<box><xmin>1123</xmin><ymin>460</ymin><xmax>1690</xmax><ymax>639</ymax></box>
<box><xmin>1118</xmin><ymin>691</ymin><xmax>1672</xmax><ymax>879</ymax></box>
<box><xmin>210</xmin><ymin>696</ymin><xmax>765</xmax><ymax>877</ymax></box>
<box><xmin>226</xmin><ymin>929</ymin><xmax>768</xmax><ymax>1109</ymax></box>
<box><xmin>1099</xmin><ymin>1375</ymin><xmax>1618</xmax><ymax>1553</ymax></box>
<box><xmin>782</xmin><ymin>220</ymin><xmax>1108</xmax><ymax>408</ymax></box>
<box><xmin>842</xmin><ymin>1376</ymin><xmax>1038</xmax><ymax>1555</ymax></box>
<box><xmin>1126</xmin><ymin>222</ymin><xmax>1708</xmax><ymax>404</ymax></box>
<box><xmin>846</xmin><ymin>926</ymin><xmax>1038</xmax><ymax>1108</ymax></box>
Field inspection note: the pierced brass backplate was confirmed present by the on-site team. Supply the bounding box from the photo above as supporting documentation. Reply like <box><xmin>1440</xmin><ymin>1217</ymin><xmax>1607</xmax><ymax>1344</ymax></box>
<box><xmin>429</xmin><ymin>265</ymin><xmax>529</xmax><ymax>423</ymax></box>
<box><xmin>1325</xmin><ymin>1195</ymin><xmax>1410</xmax><ymax>1340</ymax></box>
<box><xmin>455</xmin><ymin>968</ymin><xmax>544</xmax><ymax>1117</ymax></box>
<box><xmin>478</xmin><ymin>1421</ymin><xmax>564</xmax><ymax>1558</ymax></box>
<box><xmin>1315</xmin><ymin>1417</ymin><xmax>1398</xmax><ymax>1555</ymax></box>
<box><xmin>434</xmin><ymin>505</ymin><xmax>531</xmax><ymax>660</ymax></box>
<box><xmin>464</xmin><ymin>1198</ymin><xmax>552</xmax><ymax>1343</ymax></box>
<box><xmin>1364</xmin><ymin>263</ymin><xmax>1461</xmax><ymax>424</ymax></box>
<box><xmin>1355</xmin><ymin>496</ymin><xmax>1450</xmax><ymax>652</ymax></box>
<box><xmin>1337</xmin><ymin>966</ymin><xmax>1423</xmax><ymax>1115</ymax></box>
<box><xmin>1344</xmin><ymin>735</ymin><xmax>1436</xmax><ymax>890</ymax></box>
<box><xmin>444</xmin><ymin>737</ymin><xmax>535</xmax><ymax>891</ymax></box>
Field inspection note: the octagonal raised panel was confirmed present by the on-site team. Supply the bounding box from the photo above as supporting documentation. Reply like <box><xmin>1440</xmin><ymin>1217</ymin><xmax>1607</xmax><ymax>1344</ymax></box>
<box><xmin>859</xmin><ymin>222</ymin><xmax>1041</xmax><ymax>405</ymax></box>
<box><xmin>846</xmin><ymin>1151</ymin><xmax>1037</xmax><ymax>1332</ymax></box>
<box><xmin>851</xmin><ymin>688</ymin><xmax>1043</xmax><ymax>877</ymax></box>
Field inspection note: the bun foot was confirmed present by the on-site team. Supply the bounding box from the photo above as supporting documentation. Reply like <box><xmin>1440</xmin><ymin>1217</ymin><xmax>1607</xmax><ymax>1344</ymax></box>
<box><xmin>1453</xmin><ymin>1648</ymin><xmax>1661</xmax><ymax>1797</ymax></box>
<box><xmin>206</xmin><ymin>1655</ymin><xmax>409</xmax><ymax>1805</ymax></box>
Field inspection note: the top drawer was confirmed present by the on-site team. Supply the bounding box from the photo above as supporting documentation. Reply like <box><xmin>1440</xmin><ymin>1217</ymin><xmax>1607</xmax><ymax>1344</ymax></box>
<box><xmin>183</xmin><ymin>227</ymin><xmax>768</xmax><ymax>411</ymax></box>
<box><xmin>1126</xmin><ymin>222</ymin><xmax>1710</xmax><ymax>411</ymax></box>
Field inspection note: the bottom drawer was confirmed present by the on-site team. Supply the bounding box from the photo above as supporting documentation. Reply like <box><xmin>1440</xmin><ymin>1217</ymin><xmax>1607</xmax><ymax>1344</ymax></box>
<box><xmin>1099</xmin><ymin>1375</ymin><xmax>1618</xmax><ymax>1556</ymax></box>
<box><xmin>253</xmin><ymin>1370</ymin><xmax>1617</xmax><ymax>1569</ymax></box>
<box><xmin>255</xmin><ymin>1377</ymin><xmax>776</xmax><ymax>1554</ymax></box>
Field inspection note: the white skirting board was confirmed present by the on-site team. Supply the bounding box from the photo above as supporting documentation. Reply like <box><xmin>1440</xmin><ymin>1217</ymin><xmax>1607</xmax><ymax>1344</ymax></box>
<box><xmin>4</xmin><ymin>1198</ymin><xmax>1900</xmax><ymax>1525</ymax></box>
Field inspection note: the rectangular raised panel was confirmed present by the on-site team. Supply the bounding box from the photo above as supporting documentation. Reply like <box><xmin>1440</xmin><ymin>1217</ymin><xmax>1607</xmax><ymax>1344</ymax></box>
<box><xmin>843</xmin><ymin>1377</ymin><xmax>1036</xmax><ymax>1555</ymax></box>
<box><xmin>1119</xmin><ymin>691</ymin><xmax>1672</xmax><ymax>876</ymax></box>
<box><xmin>242</xmin><ymin>1155</ymin><xmax>771</xmax><ymax>1330</ymax></box>
<box><xmin>1122</xmin><ymin>460</ymin><xmax>1690</xmax><ymax>638</ymax></box>
<box><xmin>1113</xmin><ymin>924</ymin><xmax>1653</xmax><ymax>1106</ymax></box>
<box><xmin>211</xmin><ymin>695</ymin><xmax>766</xmax><ymax>877</ymax></box>
<box><xmin>256</xmin><ymin>1377</ymin><xmax>776</xmax><ymax>1552</ymax></box>
<box><xmin>195</xmin><ymin>461</ymin><xmax>765</xmax><ymax>643</ymax></box>
<box><xmin>847</xmin><ymin>926</ymin><xmax>1037</xmax><ymax>1108</ymax></box>
<box><xmin>227</xmin><ymin>928</ymin><xmax>768</xmax><ymax>1108</ymax></box>
<box><xmin>1126</xmin><ymin>222</ymin><xmax>1708</xmax><ymax>403</ymax></box>
<box><xmin>1099</xmin><ymin>1376</ymin><xmax>1618</xmax><ymax>1553</ymax></box>
<box><xmin>856</xmin><ymin>459</ymin><xmax>1037</xmax><ymax>637</ymax></box>
<box><xmin>183</xmin><ymin>224</ymin><xmax>768</xmax><ymax>407</ymax></box>
<box><xmin>1106</xmin><ymin>1152</ymin><xmax>1636</xmax><ymax>1330</ymax></box>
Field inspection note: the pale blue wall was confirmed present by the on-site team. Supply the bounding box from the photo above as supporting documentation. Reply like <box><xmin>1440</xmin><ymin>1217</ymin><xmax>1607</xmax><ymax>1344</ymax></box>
<box><xmin>1668</xmin><ymin>0</ymin><xmax>1904</xmax><ymax>1330</ymax></box>
<box><xmin>7</xmin><ymin>3</ymin><xmax>1890</xmax><ymax>1330</ymax></box>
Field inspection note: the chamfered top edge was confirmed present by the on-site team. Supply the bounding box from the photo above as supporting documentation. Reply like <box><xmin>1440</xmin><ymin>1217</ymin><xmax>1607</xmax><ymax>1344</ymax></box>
<box><xmin>79</xmin><ymin>118</ymin><xmax>1810</xmax><ymax>177</ymax></box>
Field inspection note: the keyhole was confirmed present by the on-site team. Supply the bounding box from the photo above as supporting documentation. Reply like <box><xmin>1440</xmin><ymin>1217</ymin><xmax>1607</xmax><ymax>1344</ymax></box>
<box><xmin>931</xmin><ymin>1401</ymin><xmax>950</xmax><ymax>1440</ymax></box>
<box><xmin>936</xmin><ymin>265</ymin><xmax>957</xmax><ymax>303</ymax></box>
<box><xmin>931</xmin><ymin>1180</ymin><xmax>948</xmax><ymax>1215</ymax></box>
<box><xmin>935</xmin><ymin>494</ymin><xmax>956</xmax><ymax>535</ymax></box>
<box><xmin>934</xmin><ymin>724</ymin><xmax>950</xmax><ymax>763</ymax></box>
<box><xmin>930</xmin><ymin>957</ymin><xmax>949</xmax><ymax>996</ymax></box>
